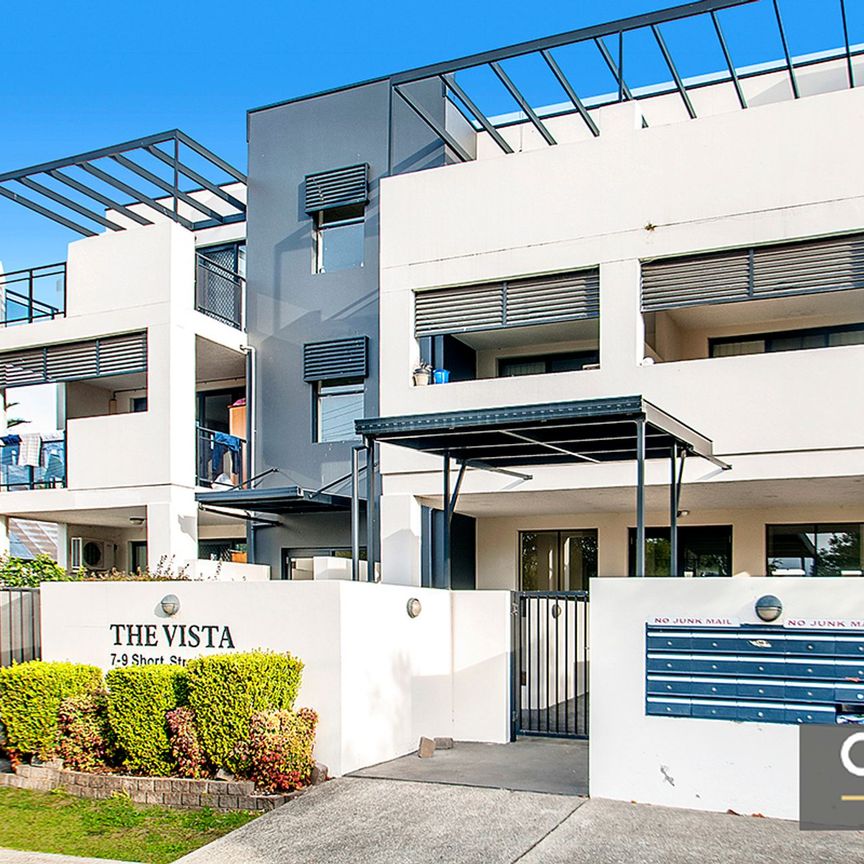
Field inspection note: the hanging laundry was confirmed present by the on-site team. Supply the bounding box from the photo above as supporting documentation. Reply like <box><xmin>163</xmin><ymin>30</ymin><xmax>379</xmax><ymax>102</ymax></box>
<box><xmin>212</xmin><ymin>432</ymin><xmax>242</xmax><ymax>476</ymax></box>
<box><xmin>18</xmin><ymin>433</ymin><xmax>42</xmax><ymax>467</ymax></box>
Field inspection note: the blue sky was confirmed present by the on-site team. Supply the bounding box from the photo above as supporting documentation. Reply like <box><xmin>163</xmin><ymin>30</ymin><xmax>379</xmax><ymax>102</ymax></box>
<box><xmin>0</xmin><ymin>0</ymin><xmax>859</xmax><ymax>273</ymax></box>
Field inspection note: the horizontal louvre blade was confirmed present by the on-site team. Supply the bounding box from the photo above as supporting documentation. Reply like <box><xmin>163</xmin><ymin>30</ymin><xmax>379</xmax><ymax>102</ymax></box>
<box><xmin>415</xmin><ymin>284</ymin><xmax>503</xmax><ymax>337</ymax></box>
<box><xmin>752</xmin><ymin>234</ymin><xmax>864</xmax><ymax>297</ymax></box>
<box><xmin>304</xmin><ymin>164</ymin><xmax>368</xmax><ymax>213</ymax></box>
<box><xmin>642</xmin><ymin>250</ymin><xmax>750</xmax><ymax>311</ymax></box>
<box><xmin>505</xmin><ymin>270</ymin><xmax>599</xmax><ymax>326</ymax></box>
<box><xmin>304</xmin><ymin>336</ymin><xmax>368</xmax><ymax>381</ymax></box>
<box><xmin>0</xmin><ymin>331</ymin><xmax>147</xmax><ymax>388</ymax></box>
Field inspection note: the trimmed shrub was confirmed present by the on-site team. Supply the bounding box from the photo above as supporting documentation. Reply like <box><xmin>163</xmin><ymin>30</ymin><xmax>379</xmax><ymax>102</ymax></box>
<box><xmin>105</xmin><ymin>665</ymin><xmax>188</xmax><ymax>775</ymax></box>
<box><xmin>166</xmin><ymin>706</ymin><xmax>208</xmax><ymax>779</ymax></box>
<box><xmin>0</xmin><ymin>661</ymin><xmax>102</xmax><ymax>759</ymax></box>
<box><xmin>0</xmin><ymin>554</ymin><xmax>77</xmax><ymax>587</ymax></box>
<box><xmin>186</xmin><ymin>652</ymin><xmax>303</xmax><ymax>773</ymax></box>
<box><xmin>235</xmin><ymin>708</ymin><xmax>318</xmax><ymax>793</ymax></box>
<box><xmin>58</xmin><ymin>690</ymin><xmax>117</xmax><ymax>773</ymax></box>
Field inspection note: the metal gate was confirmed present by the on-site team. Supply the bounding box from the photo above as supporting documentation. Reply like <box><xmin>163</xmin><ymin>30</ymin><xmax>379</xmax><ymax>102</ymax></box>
<box><xmin>513</xmin><ymin>591</ymin><xmax>588</xmax><ymax>739</ymax></box>
<box><xmin>0</xmin><ymin>587</ymin><xmax>41</xmax><ymax>666</ymax></box>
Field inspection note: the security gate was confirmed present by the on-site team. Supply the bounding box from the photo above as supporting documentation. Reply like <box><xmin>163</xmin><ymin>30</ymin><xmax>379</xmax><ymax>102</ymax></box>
<box><xmin>513</xmin><ymin>591</ymin><xmax>589</xmax><ymax>739</ymax></box>
<box><xmin>0</xmin><ymin>587</ymin><xmax>41</xmax><ymax>666</ymax></box>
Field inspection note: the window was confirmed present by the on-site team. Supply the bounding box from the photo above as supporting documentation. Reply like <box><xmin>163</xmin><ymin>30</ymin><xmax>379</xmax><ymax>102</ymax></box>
<box><xmin>316</xmin><ymin>378</ymin><xmax>364</xmax><ymax>443</ymax></box>
<box><xmin>129</xmin><ymin>541</ymin><xmax>147</xmax><ymax>573</ymax></box>
<box><xmin>314</xmin><ymin>205</ymin><xmax>364</xmax><ymax>273</ymax></box>
<box><xmin>498</xmin><ymin>351</ymin><xmax>599</xmax><ymax>378</ymax></box>
<box><xmin>519</xmin><ymin>530</ymin><xmax>597</xmax><ymax>591</ymax></box>
<box><xmin>283</xmin><ymin>547</ymin><xmax>367</xmax><ymax>580</ymax></box>
<box><xmin>767</xmin><ymin>524</ymin><xmax>862</xmax><ymax>577</ymax></box>
<box><xmin>627</xmin><ymin>526</ymin><xmax>732</xmax><ymax>577</ymax></box>
<box><xmin>199</xmin><ymin>539</ymin><xmax>246</xmax><ymax>562</ymax></box>
<box><xmin>710</xmin><ymin>323</ymin><xmax>864</xmax><ymax>358</ymax></box>
<box><xmin>131</xmin><ymin>397</ymin><xmax>147</xmax><ymax>413</ymax></box>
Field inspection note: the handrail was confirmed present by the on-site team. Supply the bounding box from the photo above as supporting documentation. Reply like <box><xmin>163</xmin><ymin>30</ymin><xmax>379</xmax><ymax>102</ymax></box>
<box><xmin>0</xmin><ymin>262</ymin><xmax>66</xmax><ymax>326</ymax></box>
<box><xmin>196</xmin><ymin>424</ymin><xmax>246</xmax><ymax>443</ymax></box>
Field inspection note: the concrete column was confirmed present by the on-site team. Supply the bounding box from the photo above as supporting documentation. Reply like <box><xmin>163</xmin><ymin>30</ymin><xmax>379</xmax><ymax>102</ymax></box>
<box><xmin>146</xmin><ymin>489</ymin><xmax>198</xmax><ymax>574</ymax></box>
<box><xmin>55</xmin><ymin>522</ymin><xmax>68</xmax><ymax>569</ymax></box>
<box><xmin>379</xmin><ymin>493</ymin><xmax>422</xmax><ymax>586</ymax></box>
<box><xmin>598</xmin><ymin>259</ymin><xmax>643</xmax><ymax>376</ymax></box>
<box><xmin>0</xmin><ymin>516</ymin><xmax>9</xmax><ymax>558</ymax></box>
<box><xmin>732</xmin><ymin>513</ymin><xmax>764</xmax><ymax>577</ymax></box>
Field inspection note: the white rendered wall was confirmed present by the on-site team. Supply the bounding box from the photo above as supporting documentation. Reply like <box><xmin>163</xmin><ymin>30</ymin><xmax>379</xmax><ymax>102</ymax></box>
<box><xmin>589</xmin><ymin>577</ymin><xmax>864</xmax><ymax>819</ymax></box>
<box><xmin>40</xmin><ymin>581</ymin><xmax>512</xmax><ymax>776</ymax></box>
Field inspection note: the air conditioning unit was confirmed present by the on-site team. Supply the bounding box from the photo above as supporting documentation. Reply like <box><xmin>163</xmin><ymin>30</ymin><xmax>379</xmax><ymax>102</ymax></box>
<box><xmin>70</xmin><ymin>537</ymin><xmax>115</xmax><ymax>572</ymax></box>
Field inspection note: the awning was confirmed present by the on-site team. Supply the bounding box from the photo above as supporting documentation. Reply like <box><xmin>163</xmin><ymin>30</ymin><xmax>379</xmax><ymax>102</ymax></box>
<box><xmin>195</xmin><ymin>485</ymin><xmax>356</xmax><ymax>515</ymax></box>
<box><xmin>355</xmin><ymin>395</ymin><xmax>726</xmax><ymax>469</ymax></box>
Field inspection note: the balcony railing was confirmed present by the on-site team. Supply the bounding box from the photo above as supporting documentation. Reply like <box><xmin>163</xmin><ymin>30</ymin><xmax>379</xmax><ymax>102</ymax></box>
<box><xmin>0</xmin><ymin>263</ymin><xmax>65</xmax><ymax>326</ymax></box>
<box><xmin>195</xmin><ymin>254</ymin><xmax>244</xmax><ymax>330</ymax></box>
<box><xmin>196</xmin><ymin>425</ymin><xmax>245</xmax><ymax>488</ymax></box>
<box><xmin>0</xmin><ymin>432</ymin><xmax>66</xmax><ymax>490</ymax></box>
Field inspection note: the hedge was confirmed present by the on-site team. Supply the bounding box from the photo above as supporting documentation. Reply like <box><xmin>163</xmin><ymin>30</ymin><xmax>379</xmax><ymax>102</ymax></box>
<box><xmin>0</xmin><ymin>661</ymin><xmax>102</xmax><ymax>759</ymax></box>
<box><xmin>105</xmin><ymin>666</ymin><xmax>188</xmax><ymax>775</ymax></box>
<box><xmin>186</xmin><ymin>652</ymin><xmax>303</xmax><ymax>773</ymax></box>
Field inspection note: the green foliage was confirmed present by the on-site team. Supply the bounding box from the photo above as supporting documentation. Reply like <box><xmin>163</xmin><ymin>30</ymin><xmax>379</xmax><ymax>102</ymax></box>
<box><xmin>0</xmin><ymin>662</ymin><xmax>102</xmax><ymax>760</ymax></box>
<box><xmin>235</xmin><ymin>708</ymin><xmax>318</xmax><ymax>793</ymax></box>
<box><xmin>165</xmin><ymin>707</ymin><xmax>208</xmax><ymax>779</ymax></box>
<box><xmin>105</xmin><ymin>666</ymin><xmax>188</xmax><ymax>776</ymax></box>
<box><xmin>81</xmin><ymin>557</ymin><xmax>190</xmax><ymax>582</ymax></box>
<box><xmin>57</xmin><ymin>691</ymin><xmax>117</xmax><ymax>773</ymax></box>
<box><xmin>0</xmin><ymin>555</ymin><xmax>77</xmax><ymax>587</ymax></box>
<box><xmin>186</xmin><ymin>652</ymin><xmax>303</xmax><ymax>773</ymax></box>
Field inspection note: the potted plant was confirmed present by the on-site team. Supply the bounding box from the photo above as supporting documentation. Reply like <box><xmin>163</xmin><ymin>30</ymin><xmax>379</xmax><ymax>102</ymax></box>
<box><xmin>412</xmin><ymin>362</ymin><xmax>433</xmax><ymax>386</ymax></box>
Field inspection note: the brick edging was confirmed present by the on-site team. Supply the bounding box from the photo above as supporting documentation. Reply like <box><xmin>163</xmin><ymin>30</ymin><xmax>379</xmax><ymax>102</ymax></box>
<box><xmin>0</xmin><ymin>763</ymin><xmax>300</xmax><ymax>811</ymax></box>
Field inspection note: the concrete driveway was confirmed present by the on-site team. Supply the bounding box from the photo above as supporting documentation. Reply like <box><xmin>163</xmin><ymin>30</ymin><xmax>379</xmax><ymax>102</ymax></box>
<box><xmin>176</xmin><ymin>777</ymin><xmax>864</xmax><ymax>864</ymax></box>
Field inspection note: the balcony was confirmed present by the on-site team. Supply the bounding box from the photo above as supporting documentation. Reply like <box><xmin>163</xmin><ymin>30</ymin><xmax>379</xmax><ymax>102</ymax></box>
<box><xmin>195</xmin><ymin>250</ymin><xmax>244</xmax><ymax>330</ymax></box>
<box><xmin>0</xmin><ymin>431</ymin><xmax>65</xmax><ymax>490</ymax></box>
<box><xmin>196</xmin><ymin>425</ymin><xmax>246</xmax><ymax>488</ymax></box>
<box><xmin>0</xmin><ymin>263</ymin><xmax>65</xmax><ymax>327</ymax></box>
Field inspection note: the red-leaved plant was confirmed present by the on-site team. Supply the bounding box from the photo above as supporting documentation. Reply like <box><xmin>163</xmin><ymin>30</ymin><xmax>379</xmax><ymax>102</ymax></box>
<box><xmin>234</xmin><ymin>708</ymin><xmax>318</xmax><ymax>793</ymax></box>
<box><xmin>57</xmin><ymin>691</ymin><xmax>117</xmax><ymax>773</ymax></box>
<box><xmin>165</xmin><ymin>706</ymin><xmax>208</xmax><ymax>779</ymax></box>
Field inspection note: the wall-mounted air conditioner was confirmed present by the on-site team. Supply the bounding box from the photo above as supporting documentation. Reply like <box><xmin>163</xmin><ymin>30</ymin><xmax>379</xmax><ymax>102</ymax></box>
<box><xmin>70</xmin><ymin>537</ymin><xmax>115</xmax><ymax>572</ymax></box>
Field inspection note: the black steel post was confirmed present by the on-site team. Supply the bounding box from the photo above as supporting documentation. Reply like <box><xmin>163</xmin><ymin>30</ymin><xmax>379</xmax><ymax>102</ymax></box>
<box><xmin>365</xmin><ymin>440</ymin><xmax>376</xmax><ymax>582</ymax></box>
<box><xmin>635</xmin><ymin>419</ymin><xmax>646</xmax><ymax>577</ymax></box>
<box><xmin>442</xmin><ymin>450</ymin><xmax>451</xmax><ymax>588</ymax></box>
<box><xmin>670</xmin><ymin>445</ymin><xmax>679</xmax><ymax>577</ymax></box>
<box><xmin>351</xmin><ymin>445</ymin><xmax>362</xmax><ymax>581</ymax></box>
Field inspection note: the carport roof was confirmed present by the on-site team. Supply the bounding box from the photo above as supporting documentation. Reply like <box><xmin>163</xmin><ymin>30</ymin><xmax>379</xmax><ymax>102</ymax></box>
<box><xmin>195</xmin><ymin>485</ymin><xmax>355</xmax><ymax>515</ymax></box>
<box><xmin>355</xmin><ymin>395</ymin><xmax>725</xmax><ymax>468</ymax></box>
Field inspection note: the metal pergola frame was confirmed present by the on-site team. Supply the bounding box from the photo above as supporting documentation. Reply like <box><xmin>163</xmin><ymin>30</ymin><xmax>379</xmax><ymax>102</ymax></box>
<box><xmin>0</xmin><ymin>130</ymin><xmax>246</xmax><ymax>236</ymax></box>
<box><xmin>356</xmin><ymin>396</ymin><xmax>731</xmax><ymax>582</ymax></box>
<box><xmin>387</xmin><ymin>0</ymin><xmax>859</xmax><ymax>163</ymax></box>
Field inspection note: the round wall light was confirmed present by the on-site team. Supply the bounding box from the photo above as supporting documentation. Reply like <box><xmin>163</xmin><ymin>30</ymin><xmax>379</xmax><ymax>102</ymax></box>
<box><xmin>160</xmin><ymin>594</ymin><xmax>181</xmax><ymax>617</ymax></box>
<box><xmin>755</xmin><ymin>594</ymin><xmax>783</xmax><ymax>622</ymax></box>
<box><xmin>406</xmin><ymin>598</ymin><xmax>422</xmax><ymax>619</ymax></box>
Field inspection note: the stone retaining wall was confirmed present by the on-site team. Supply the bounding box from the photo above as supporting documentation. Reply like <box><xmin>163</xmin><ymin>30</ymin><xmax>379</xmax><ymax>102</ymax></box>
<box><xmin>0</xmin><ymin>763</ymin><xmax>296</xmax><ymax>811</ymax></box>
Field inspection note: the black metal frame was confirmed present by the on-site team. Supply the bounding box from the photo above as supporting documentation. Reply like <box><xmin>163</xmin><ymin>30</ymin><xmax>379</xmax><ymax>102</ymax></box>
<box><xmin>0</xmin><ymin>130</ymin><xmax>246</xmax><ymax>236</ymax></box>
<box><xmin>513</xmin><ymin>590</ymin><xmax>589</xmax><ymax>739</ymax></box>
<box><xmin>0</xmin><ymin>262</ymin><xmax>66</xmax><ymax>326</ymax></box>
<box><xmin>0</xmin><ymin>587</ymin><xmax>41</xmax><ymax>666</ymax></box>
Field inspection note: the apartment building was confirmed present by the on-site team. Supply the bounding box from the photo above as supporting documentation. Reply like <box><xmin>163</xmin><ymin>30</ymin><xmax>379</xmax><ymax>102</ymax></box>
<box><xmin>0</xmin><ymin>132</ymin><xmax>259</xmax><ymax>577</ymax></box>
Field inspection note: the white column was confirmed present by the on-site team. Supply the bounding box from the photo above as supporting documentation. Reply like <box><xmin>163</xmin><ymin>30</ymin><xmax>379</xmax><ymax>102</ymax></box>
<box><xmin>379</xmin><ymin>493</ymin><xmax>422</xmax><ymax>586</ymax></box>
<box><xmin>0</xmin><ymin>516</ymin><xmax>9</xmax><ymax>558</ymax></box>
<box><xmin>146</xmin><ymin>490</ymin><xmax>198</xmax><ymax>574</ymax></box>
<box><xmin>599</xmin><ymin>259</ymin><xmax>643</xmax><ymax>375</ymax></box>
<box><xmin>55</xmin><ymin>522</ymin><xmax>68</xmax><ymax>568</ymax></box>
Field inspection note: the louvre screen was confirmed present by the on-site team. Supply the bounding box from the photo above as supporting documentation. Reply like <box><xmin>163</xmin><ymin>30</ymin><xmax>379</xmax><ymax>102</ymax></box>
<box><xmin>0</xmin><ymin>331</ymin><xmax>147</xmax><ymax>388</ymax></box>
<box><xmin>304</xmin><ymin>164</ymin><xmax>369</xmax><ymax>213</ymax></box>
<box><xmin>642</xmin><ymin>234</ymin><xmax>864</xmax><ymax>311</ymax></box>
<box><xmin>415</xmin><ymin>269</ymin><xmax>600</xmax><ymax>338</ymax></box>
<box><xmin>303</xmin><ymin>337</ymin><xmax>368</xmax><ymax>382</ymax></box>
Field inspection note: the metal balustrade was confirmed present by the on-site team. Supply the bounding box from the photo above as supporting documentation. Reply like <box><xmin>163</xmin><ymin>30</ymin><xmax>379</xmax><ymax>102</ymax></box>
<box><xmin>195</xmin><ymin>253</ymin><xmax>245</xmax><ymax>330</ymax></box>
<box><xmin>0</xmin><ymin>263</ymin><xmax>65</xmax><ymax>326</ymax></box>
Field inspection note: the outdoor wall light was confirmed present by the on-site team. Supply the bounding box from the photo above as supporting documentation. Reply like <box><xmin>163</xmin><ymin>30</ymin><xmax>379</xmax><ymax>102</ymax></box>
<box><xmin>160</xmin><ymin>594</ymin><xmax>181</xmax><ymax>617</ymax></box>
<box><xmin>128</xmin><ymin>516</ymin><xmax>145</xmax><ymax>526</ymax></box>
<box><xmin>755</xmin><ymin>594</ymin><xmax>783</xmax><ymax>622</ymax></box>
<box><xmin>407</xmin><ymin>598</ymin><xmax>422</xmax><ymax>619</ymax></box>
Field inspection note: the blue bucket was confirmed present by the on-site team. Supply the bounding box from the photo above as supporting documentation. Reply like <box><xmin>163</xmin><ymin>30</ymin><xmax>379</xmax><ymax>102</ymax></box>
<box><xmin>432</xmin><ymin>368</ymin><xmax>450</xmax><ymax>384</ymax></box>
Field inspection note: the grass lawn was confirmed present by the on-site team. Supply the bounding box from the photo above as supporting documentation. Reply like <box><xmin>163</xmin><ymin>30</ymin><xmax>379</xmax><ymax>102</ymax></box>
<box><xmin>0</xmin><ymin>786</ymin><xmax>257</xmax><ymax>863</ymax></box>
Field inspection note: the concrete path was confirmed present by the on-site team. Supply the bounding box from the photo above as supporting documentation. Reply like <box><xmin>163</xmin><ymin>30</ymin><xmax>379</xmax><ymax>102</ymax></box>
<box><xmin>350</xmin><ymin>738</ymin><xmax>589</xmax><ymax>796</ymax></box>
<box><xmin>0</xmin><ymin>851</ymin><xmax>139</xmax><ymax>864</ymax></box>
<box><xmin>175</xmin><ymin>777</ymin><xmax>864</xmax><ymax>864</ymax></box>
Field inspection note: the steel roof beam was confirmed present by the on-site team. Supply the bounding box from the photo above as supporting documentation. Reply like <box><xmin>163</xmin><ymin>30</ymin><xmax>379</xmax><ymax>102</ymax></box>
<box><xmin>490</xmin><ymin>61</ymin><xmax>557</xmax><ymax>145</ymax></box>
<box><xmin>145</xmin><ymin>145</ymin><xmax>246</xmax><ymax>213</ymax></box>
<box><xmin>540</xmin><ymin>49</ymin><xmax>600</xmax><ymax>137</ymax></box>
<box><xmin>0</xmin><ymin>185</ymin><xmax>96</xmax><ymax>236</ymax></box>
<box><xmin>772</xmin><ymin>0</ymin><xmax>800</xmax><ymax>98</ymax></box>
<box><xmin>594</xmin><ymin>35</ymin><xmax>634</xmax><ymax>101</ymax></box>
<box><xmin>840</xmin><ymin>0</ymin><xmax>855</xmax><ymax>88</ymax></box>
<box><xmin>393</xmin><ymin>84</ymin><xmax>473</xmax><ymax>162</ymax></box>
<box><xmin>78</xmin><ymin>162</ymin><xmax>195</xmax><ymax>230</ymax></box>
<box><xmin>49</xmin><ymin>169</ymin><xmax>153</xmax><ymax>226</ymax></box>
<box><xmin>502</xmin><ymin>430</ymin><xmax>600</xmax><ymax>463</ymax></box>
<box><xmin>15</xmin><ymin>176</ymin><xmax>124</xmax><ymax>231</ymax></box>
<box><xmin>441</xmin><ymin>74</ymin><xmax>514</xmax><ymax>154</ymax></box>
<box><xmin>711</xmin><ymin>10</ymin><xmax>748</xmax><ymax>108</ymax></box>
<box><xmin>175</xmin><ymin>130</ymin><xmax>247</xmax><ymax>184</ymax></box>
<box><xmin>652</xmin><ymin>24</ymin><xmax>697</xmax><ymax>119</ymax></box>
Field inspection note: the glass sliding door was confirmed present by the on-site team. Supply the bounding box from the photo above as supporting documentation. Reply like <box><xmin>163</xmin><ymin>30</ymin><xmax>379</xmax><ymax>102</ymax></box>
<box><xmin>628</xmin><ymin>526</ymin><xmax>732</xmax><ymax>577</ymax></box>
<box><xmin>767</xmin><ymin>523</ymin><xmax>863</xmax><ymax>576</ymax></box>
<box><xmin>519</xmin><ymin>530</ymin><xmax>597</xmax><ymax>591</ymax></box>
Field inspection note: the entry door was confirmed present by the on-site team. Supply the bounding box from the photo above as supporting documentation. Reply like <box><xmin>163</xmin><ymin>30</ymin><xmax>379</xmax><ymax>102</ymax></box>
<box><xmin>519</xmin><ymin>530</ymin><xmax>597</xmax><ymax>591</ymax></box>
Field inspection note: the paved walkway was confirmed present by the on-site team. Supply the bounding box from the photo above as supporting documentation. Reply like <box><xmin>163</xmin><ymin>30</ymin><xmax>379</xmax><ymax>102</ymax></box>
<box><xmin>350</xmin><ymin>738</ymin><xmax>588</xmax><ymax>796</ymax></box>
<box><xmin>0</xmin><ymin>851</ymin><xmax>138</xmax><ymax>864</ymax></box>
<box><xmin>176</xmin><ymin>777</ymin><xmax>864</xmax><ymax>864</ymax></box>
